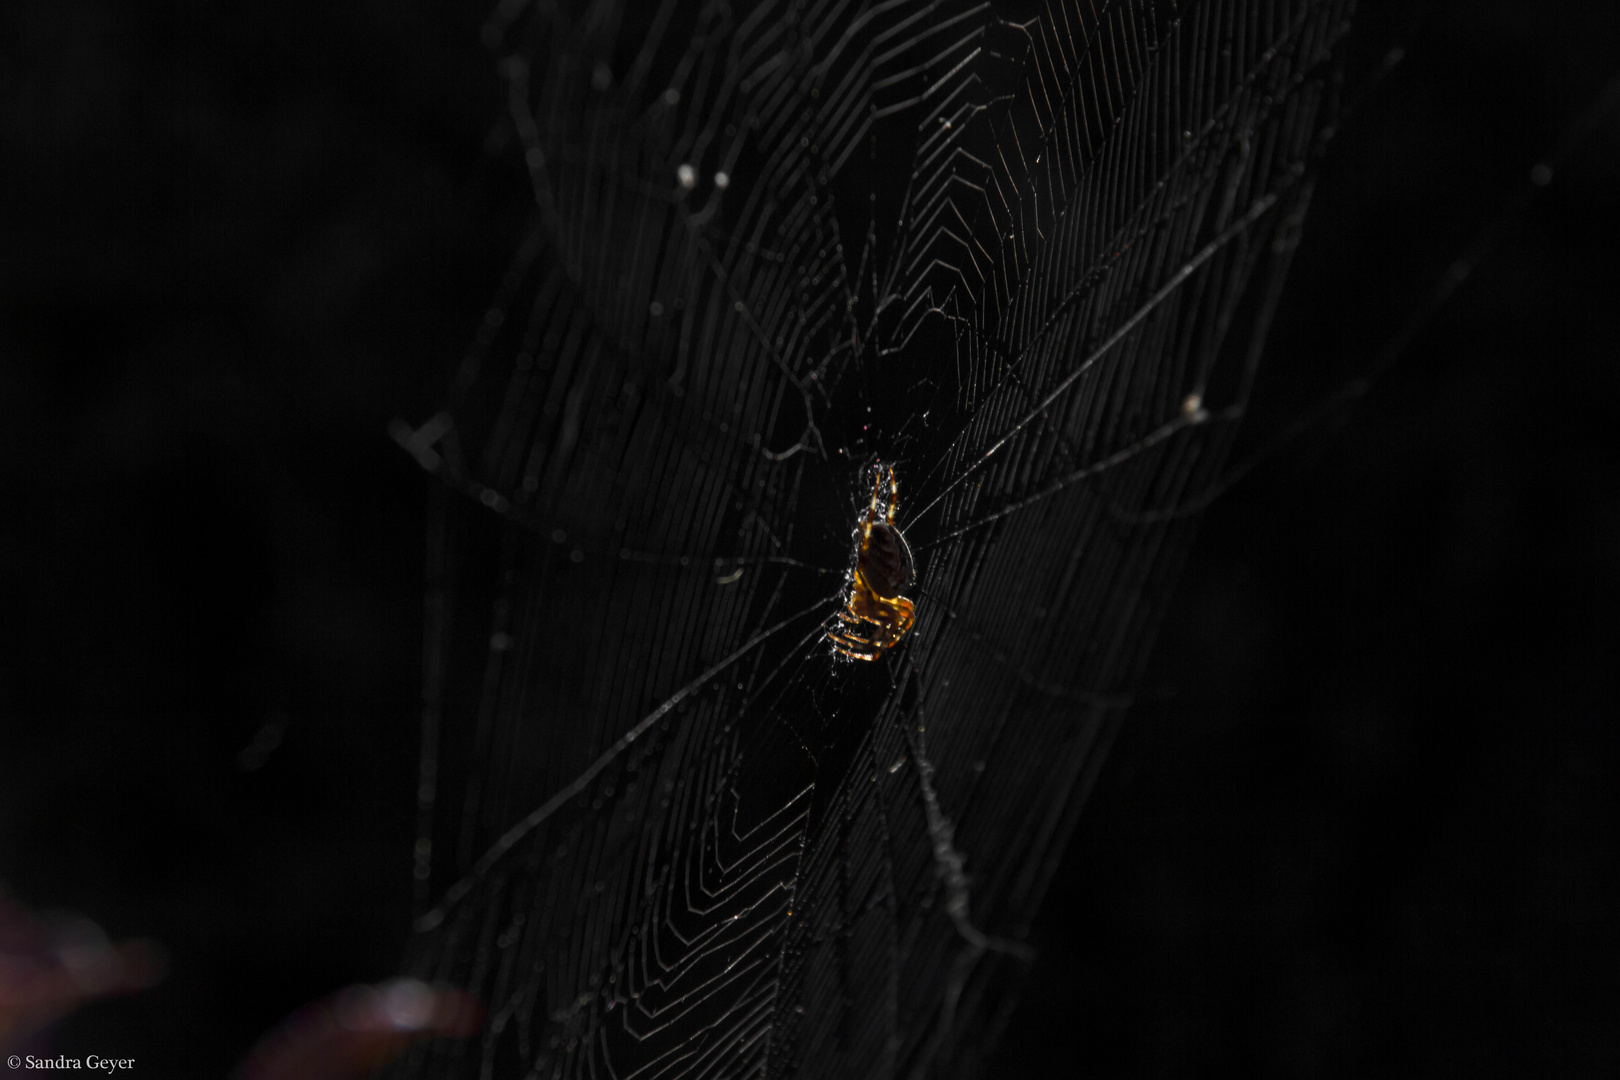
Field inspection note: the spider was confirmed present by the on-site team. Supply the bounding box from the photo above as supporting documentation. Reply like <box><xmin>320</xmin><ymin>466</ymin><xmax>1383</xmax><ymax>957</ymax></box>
<box><xmin>828</xmin><ymin>463</ymin><xmax>917</xmax><ymax>661</ymax></box>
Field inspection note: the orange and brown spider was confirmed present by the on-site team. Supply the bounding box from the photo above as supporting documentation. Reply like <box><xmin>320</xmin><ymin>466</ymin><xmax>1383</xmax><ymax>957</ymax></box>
<box><xmin>828</xmin><ymin>463</ymin><xmax>917</xmax><ymax>661</ymax></box>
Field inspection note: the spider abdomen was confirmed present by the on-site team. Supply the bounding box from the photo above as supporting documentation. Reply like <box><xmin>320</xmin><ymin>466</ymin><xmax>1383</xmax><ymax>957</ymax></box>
<box><xmin>862</xmin><ymin>522</ymin><xmax>915</xmax><ymax>598</ymax></box>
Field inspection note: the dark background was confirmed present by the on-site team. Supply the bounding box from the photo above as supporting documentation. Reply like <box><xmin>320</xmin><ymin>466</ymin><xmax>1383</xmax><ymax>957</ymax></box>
<box><xmin>2</xmin><ymin>1</ymin><xmax>1615</xmax><ymax>1077</ymax></box>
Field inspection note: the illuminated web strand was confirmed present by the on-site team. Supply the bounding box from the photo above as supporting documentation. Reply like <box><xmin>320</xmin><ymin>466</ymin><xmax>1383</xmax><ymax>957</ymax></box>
<box><xmin>894</xmin><ymin>0</ymin><xmax>1325</xmax><ymax>507</ymax></box>
<box><xmin>417</xmin><ymin>593</ymin><xmax>842</xmax><ymax>932</ymax></box>
<box><xmin>900</xmin><ymin>703</ymin><xmax>1033</xmax><ymax>1072</ymax></box>
<box><xmin>1123</xmin><ymin>69</ymin><xmax>1620</xmax><ymax>527</ymax></box>
<box><xmin>902</xmin><ymin>186</ymin><xmax>1281</xmax><ymax>533</ymax></box>
<box><xmin>392</xmin><ymin>417</ymin><xmax>844</xmax><ymax>577</ymax></box>
<box><xmin>917</xmin><ymin>404</ymin><xmax>1211</xmax><ymax>549</ymax></box>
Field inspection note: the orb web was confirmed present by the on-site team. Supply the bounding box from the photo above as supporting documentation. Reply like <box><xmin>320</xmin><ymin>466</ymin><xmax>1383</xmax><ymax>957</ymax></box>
<box><xmin>386</xmin><ymin>1</ymin><xmax>1358</xmax><ymax>1077</ymax></box>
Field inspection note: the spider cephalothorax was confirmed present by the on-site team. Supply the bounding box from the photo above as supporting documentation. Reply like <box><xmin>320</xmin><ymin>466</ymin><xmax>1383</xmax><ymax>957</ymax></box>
<box><xmin>828</xmin><ymin>463</ymin><xmax>917</xmax><ymax>661</ymax></box>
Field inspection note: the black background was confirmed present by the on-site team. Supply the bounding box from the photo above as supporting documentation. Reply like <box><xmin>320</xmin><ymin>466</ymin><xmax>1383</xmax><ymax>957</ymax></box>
<box><xmin>2</xmin><ymin>1</ymin><xmax>1615</xmax><ymax>1077</ymax></box>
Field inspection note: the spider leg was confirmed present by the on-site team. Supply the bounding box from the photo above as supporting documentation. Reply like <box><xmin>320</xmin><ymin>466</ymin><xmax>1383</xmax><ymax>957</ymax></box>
<box><xmin>827</xmin><ymin>612</ymin><xmax>883</xmax><ymax>659</ymax></box>
<box><xmin>829</xmin><ymin>588</ymin><xmax>914</xmax><ymax>660</ymax></box>
<box><xmin>828</xmin><ymin>635</ymin><xmax>881</xmax><ymax>661</ymax></box>
<box><xmin>885</xmin><ymin>467</ymin><xmax>898</xmax><ymax>525</ymax></box>
<box><xmin>829</xmin><ymin>592</ymin><xmax>884</xmax><ymax>659</ymax></box>
<box><xmin>867</xmin><ymin>465</ymin><xmax>885</xmax><ymax>523</ymax></box>
<box><xmin>828</xmin><ymin>584</ymin><xmax>874</xmax><ymax>652</ymax></box>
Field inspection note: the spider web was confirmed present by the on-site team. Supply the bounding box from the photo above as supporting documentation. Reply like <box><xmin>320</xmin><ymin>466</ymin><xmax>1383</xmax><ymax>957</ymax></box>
<box><xmin>387</xmin><ymin>0</ymin><xmax>1356</xmax><ymax>1076</ymax></box>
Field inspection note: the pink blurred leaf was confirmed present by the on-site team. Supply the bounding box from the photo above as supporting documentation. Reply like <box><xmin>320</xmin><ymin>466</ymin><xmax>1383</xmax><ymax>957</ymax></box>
<box><xmin>0</xmin><ymin>888</ymin><xmax>166</xmax><ymax>1053</ymax></box>
<box><xmin>234</xmin><ymin>979</ymin><xmax>482</xmax><ymax>1080</ymax></box>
